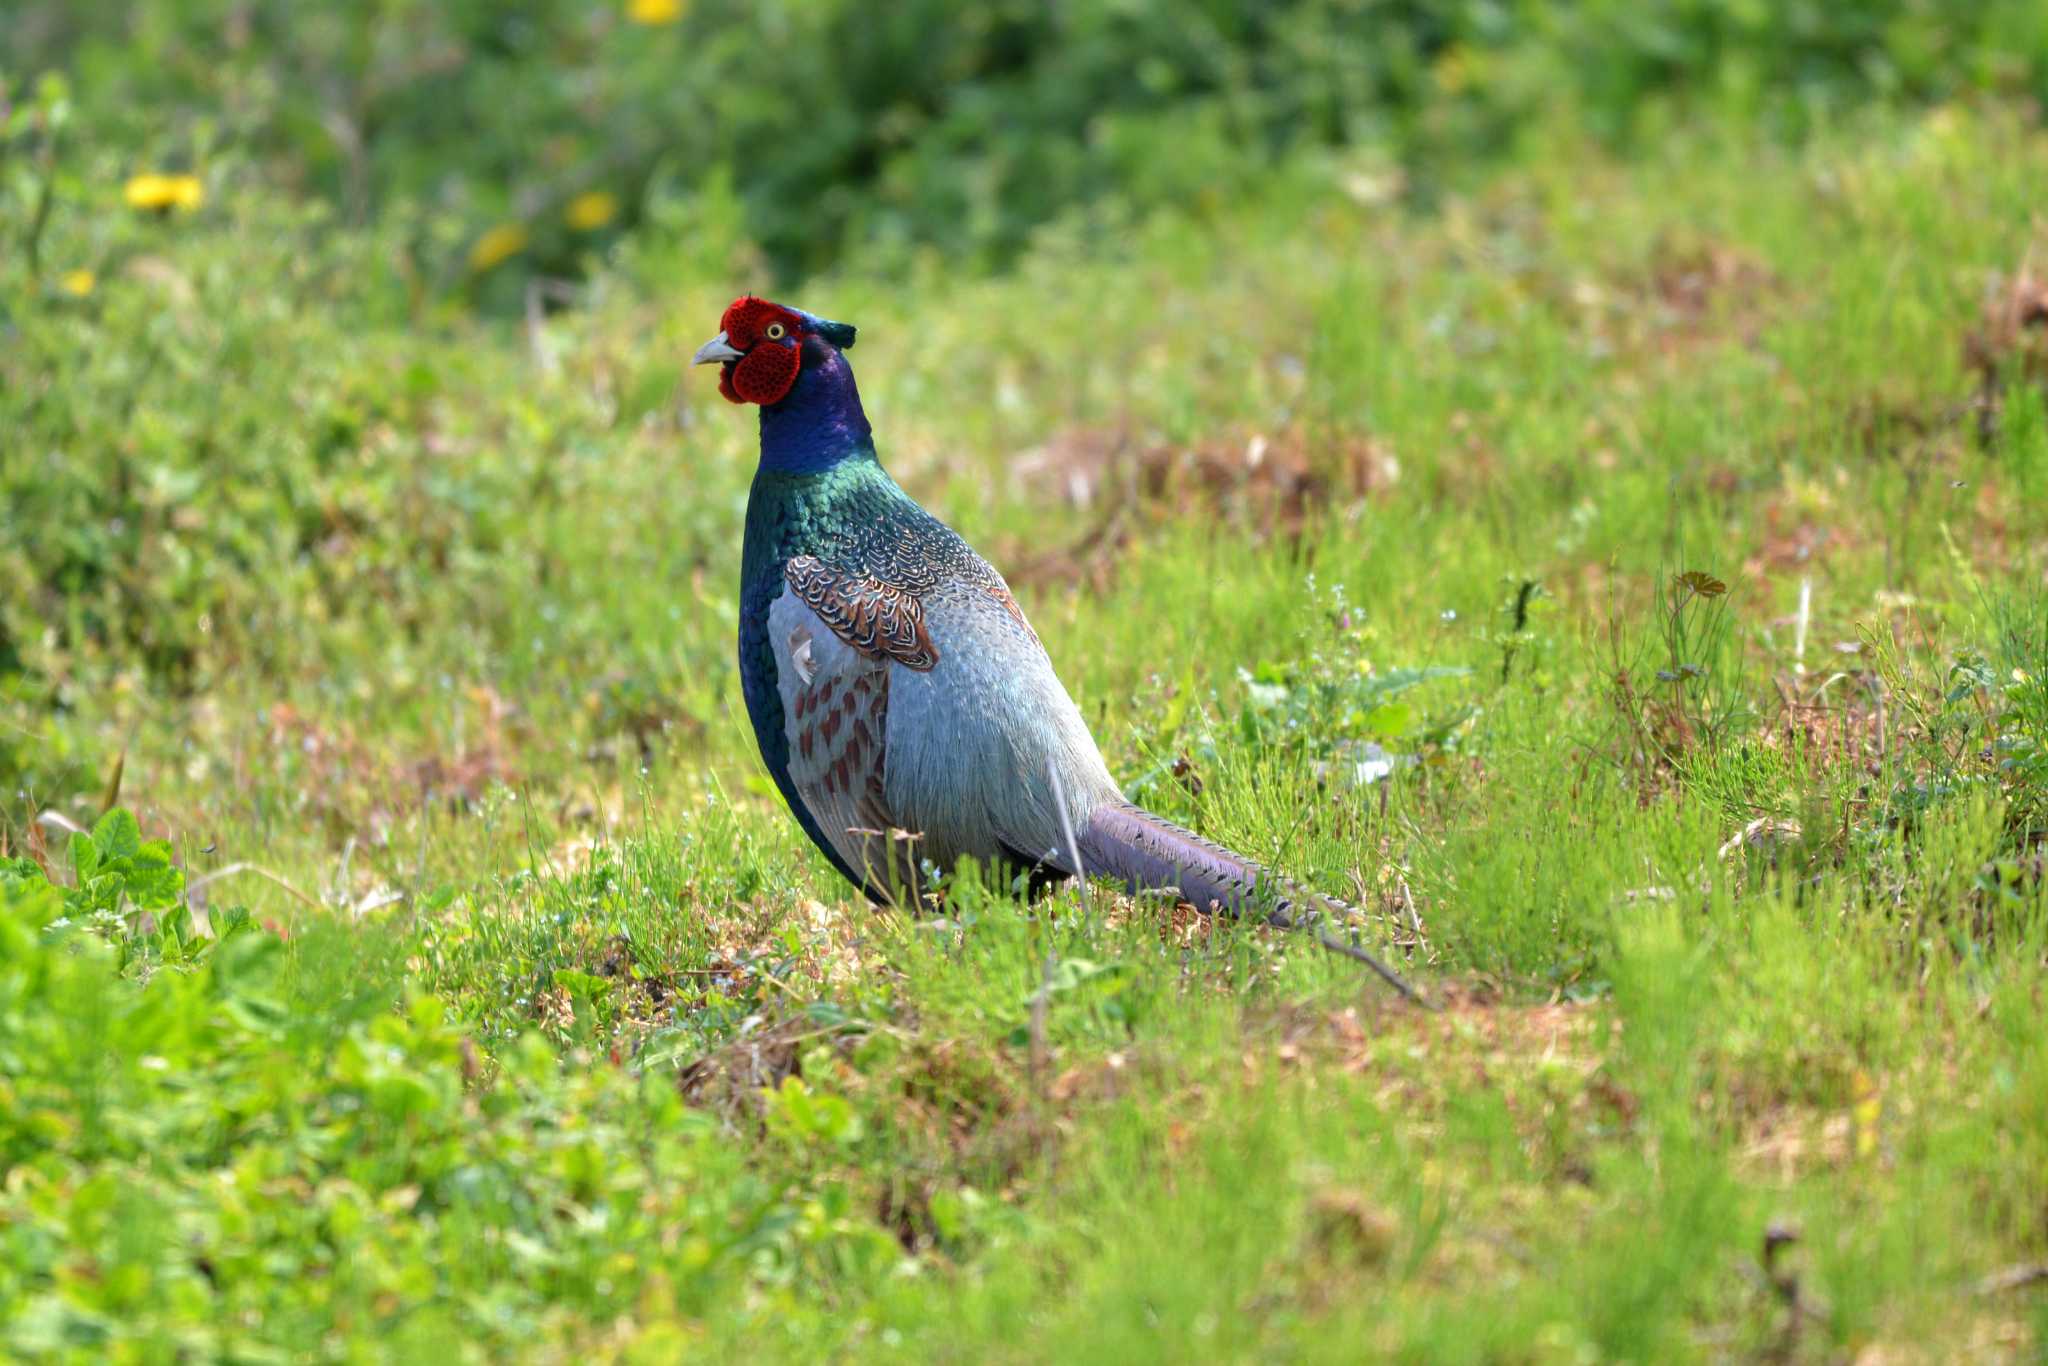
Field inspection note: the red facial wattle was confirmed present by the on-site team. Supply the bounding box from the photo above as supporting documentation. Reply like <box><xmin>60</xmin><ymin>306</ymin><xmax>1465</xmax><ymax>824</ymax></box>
<box><xmin>710</xmin><ymin>295</ymin><xmax>807</xmax><ymax>406</ymax></box>
<box><xmin>724</xmin><ymin>341</ymin><xmax>801</xmax><ymax>405</ymax></box>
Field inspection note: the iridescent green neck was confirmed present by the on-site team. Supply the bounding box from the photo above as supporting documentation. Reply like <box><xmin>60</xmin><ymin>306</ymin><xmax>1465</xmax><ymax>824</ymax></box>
<box><xmin>743</xmin><ymin>448</ymin><xmax>897</xmax><ymax>569</ymax></box>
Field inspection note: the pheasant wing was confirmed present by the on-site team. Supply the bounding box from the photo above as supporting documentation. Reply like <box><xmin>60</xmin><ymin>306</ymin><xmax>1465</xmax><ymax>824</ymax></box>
<box><xmin>767</xmin><ymin>556</ymin><xmax>938</xmax><ymax>902</ymax></box>
<box><xmin>783</xmin><ymin>554</ymin><xmax>939</xmax><ymax>669</ymax></box>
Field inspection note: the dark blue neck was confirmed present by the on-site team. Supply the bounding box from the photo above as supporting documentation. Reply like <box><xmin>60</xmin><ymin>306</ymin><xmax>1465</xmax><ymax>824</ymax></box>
<box><xmin>758</xmin><ymin>339</ymin><xmax>873</xmax><ymax>474</ymax></box>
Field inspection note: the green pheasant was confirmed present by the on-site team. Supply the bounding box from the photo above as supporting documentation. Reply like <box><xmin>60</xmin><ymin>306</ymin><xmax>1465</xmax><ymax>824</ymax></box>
<box><xmin>697</xmin><ymin>295</ymin><xmax>1416</xmax><ymax>992</ymax></box>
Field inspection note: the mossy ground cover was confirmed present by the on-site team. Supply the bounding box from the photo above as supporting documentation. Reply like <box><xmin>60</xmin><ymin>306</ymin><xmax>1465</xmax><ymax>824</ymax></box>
<box><xmin>5</xmin><ymin>97</ymin><xmax>2048</xmax><ymax>1359</ymax></box>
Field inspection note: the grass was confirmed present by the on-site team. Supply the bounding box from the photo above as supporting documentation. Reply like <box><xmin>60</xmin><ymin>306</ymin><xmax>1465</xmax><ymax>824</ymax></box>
<box><xmin>7</xmin><ymin>104</ymin><xmax>2048</xmax><ymax>1360</ymax></box>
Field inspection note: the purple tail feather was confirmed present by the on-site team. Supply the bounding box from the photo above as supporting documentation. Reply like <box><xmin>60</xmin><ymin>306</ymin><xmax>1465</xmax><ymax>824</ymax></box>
<box><xmin>1072</xmin><ymin>801</ymin><xmax>1427</xmax><ymax>1003</ymax></box>
<box><xmin>1076</xmin><ymin>801</ymin><xmax>1286</xmax><ymax>918</ymax></box>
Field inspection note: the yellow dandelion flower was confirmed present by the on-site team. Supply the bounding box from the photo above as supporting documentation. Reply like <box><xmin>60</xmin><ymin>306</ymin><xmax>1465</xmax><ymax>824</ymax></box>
<box><xmin>1850</xmin><ymin>1068</ymin><xmax>1882</xmax><ymax>1160</ymax></box>
<box><xmin>59</xmin><ymin>269</ymin><xmax>97</xmax><ymax>297</ymax></box>
<box><xmin>1431</xmin><ymin>45</ymin><xmax>1475</xmax><ymax>95</ymax></box>
<box><xmin>565</xmin><ymin>190</ymin><xmax>620</xmax><ymax>232</ymax></box>
<box><xmin>626</xmin><ymin>0</ymin><xmax>684</xmax><ymax>25</ymax></box>
<box><xmin>468</xmin><ymin>222</ymin><xmax>530</xmax><ymax>273</ymax></box>
<box><xmin>124</xmin><ymin>173</ymin><xmax>205</xmax><ymax>212</ymax></box>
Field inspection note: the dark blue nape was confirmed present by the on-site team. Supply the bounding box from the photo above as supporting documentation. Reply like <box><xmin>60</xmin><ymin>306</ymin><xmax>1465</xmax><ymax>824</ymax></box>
<box><xmin>758</xmin><ymin>337</ymin><xmax>873</xmax><ymax>474</ymax></box>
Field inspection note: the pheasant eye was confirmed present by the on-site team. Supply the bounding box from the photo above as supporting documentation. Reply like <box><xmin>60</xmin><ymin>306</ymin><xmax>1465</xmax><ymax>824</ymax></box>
<box><xmin>765</xmin><ymin>322</ymin><xmax>787</xmax><ymax>340</ymax></box>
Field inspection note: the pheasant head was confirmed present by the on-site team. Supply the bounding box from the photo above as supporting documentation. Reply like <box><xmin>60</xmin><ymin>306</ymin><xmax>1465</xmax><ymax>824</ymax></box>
<box><xmin>692</xmin><ymin>295</ymin><xmax>858</xmax><ymax>407</ymax></box>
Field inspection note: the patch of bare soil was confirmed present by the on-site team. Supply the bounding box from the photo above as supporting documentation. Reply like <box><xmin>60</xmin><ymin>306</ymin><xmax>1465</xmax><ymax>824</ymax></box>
<box><xmin>1004</xmin><ymin>423</ymin><xmax>1400</xmax><ymax>588</ymax></box>
<box><xmin>675</xmin><ymin>1011</ymin><xmax>817</xmax><ymax>1114</ymax></box>
<box><xmin>1770</xmin><ymin>659</ymin><xmax>1886</xmax><ymax>736</ymax></box>
<box><xmin>1964</xmin><ymin>262</ymin><xmax>2048</xmax><ymax>445</ymax></box>
<box><xmin>1242</xmin><ymin>987</ymin><xmax>1622</xmax><ymax>1143</ymax></box>
<box><xmin>1558</xmin><ymin>233</ymin><xmax>1781</xmax><ymax>368</ymax></box>
<box><xmin>1648</xmin><ymin>237</ymin><xmax>1780</xmax><ymax>350</ymax></box>
<box><xmin>264</xmin><ymin>686</ymin><xmax>518</xmax><ymax>841</ymax></box>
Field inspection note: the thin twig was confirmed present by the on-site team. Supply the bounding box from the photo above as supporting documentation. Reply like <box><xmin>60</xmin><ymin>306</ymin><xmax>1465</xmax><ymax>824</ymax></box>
<box><xmin>336</xmin><ymin>835</ymin><xmax>356</xmax><ymax>907</ymax></box>
<box><xmin>1976</xmin><ymin>1263</ymin><xmax>2048</xmax><ymax>1296</ymax></box>
<box><xmin>35</xmin><ymin>809</ymin><xmax>87</xmax><ymax>837</ymax></box>
<box><xmin>1284</xmin><ymin>890</ymin><xmax>1435</xmax><ymax>1009</ymax></box>
<box><xmin>25</xmin><ymin>166</ymin><xmax>54</xmax><ymax>277</ymax></box>
<box><xmin>351</xmin><ymin>889</ymin><xmax>406</xmax><ymax>916</ymax></box>
<box><xmin>1399</xmin><ymin>874</ymin><xmax>1425</xmax><ymax>948</ymax></box>
<box><xmin>1027</xmin><ymin>950</ymin><xmax>1055</xmax><ymax>1100</ymax></box>
<box><xmin>1793</xmin><ymin>575</ymin><xmax>1812</xmax><ymax>675</ymax></box>
<box><xmin>182</xmin><ymin>862</ymin><xmax>323</xmax><ymax>911</ymax></box>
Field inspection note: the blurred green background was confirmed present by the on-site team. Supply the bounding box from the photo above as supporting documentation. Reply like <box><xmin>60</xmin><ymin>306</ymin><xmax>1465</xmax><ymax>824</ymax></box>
<box><xmin>14</xmin><ymin>0</ymin><xmax>2047</xmax><ymax>290</ymax></box>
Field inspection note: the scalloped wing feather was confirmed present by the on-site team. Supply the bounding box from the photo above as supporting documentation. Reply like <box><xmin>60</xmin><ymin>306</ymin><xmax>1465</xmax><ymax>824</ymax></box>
<box><xmin>784</xmin><ymin>554</ymin><xmax>939</xmax><ymax>670</ymax></box>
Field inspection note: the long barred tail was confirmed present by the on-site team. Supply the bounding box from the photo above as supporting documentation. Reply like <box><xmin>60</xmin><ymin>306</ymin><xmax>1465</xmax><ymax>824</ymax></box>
<box><xmin>1072</xmin><ymin>801</ymin><xmax>1428</xmax><ymax>1003</ymax></box>
<box><xmin>1075</xmin><ymin>802</ymin><xmax>1283</xmax><ymax>919</ymax></box>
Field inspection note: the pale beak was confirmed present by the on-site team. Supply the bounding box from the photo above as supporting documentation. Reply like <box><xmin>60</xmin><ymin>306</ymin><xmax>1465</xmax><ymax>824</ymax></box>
<box><xmin>692</xmin><ymin>331</ymin><xmax>745</xmax><ymax>366</ymax></box>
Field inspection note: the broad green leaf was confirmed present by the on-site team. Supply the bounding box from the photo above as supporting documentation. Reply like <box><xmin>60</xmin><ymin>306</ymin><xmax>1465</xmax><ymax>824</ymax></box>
<box><xmin>1364</xmin><ymin>701</ymin><xmax>1416</xmax><ymax>738</ymax></box>
<box><xmin>90</xmin><ymin>808</ymin><xmax>143</xmax><ymax>861</ymax></box>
